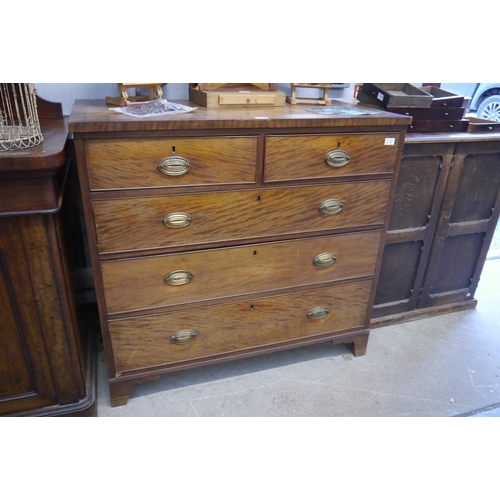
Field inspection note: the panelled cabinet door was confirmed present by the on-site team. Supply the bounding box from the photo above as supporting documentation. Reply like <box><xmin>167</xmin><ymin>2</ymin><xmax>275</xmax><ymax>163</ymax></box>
<box><xmin>373</xmin><ymin>143</ymin><xmax>453</xmax><ymax>318</ymax></box>
<box><xmin>419</xmin><ymin>141</ymin><xmax>500</xmax><ymax>308</ymax></box>
<box><xmin>0</xmin><ymin>217</ymin><xmax>58</xmax><ymax>415</ymax></box>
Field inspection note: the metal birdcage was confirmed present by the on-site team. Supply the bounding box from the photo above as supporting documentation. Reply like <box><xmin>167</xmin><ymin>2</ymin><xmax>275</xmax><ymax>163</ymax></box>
<box><xmin>0</xmin><ymin>83</ymin><xmax>43</xmax><ymax>151</ymax></box>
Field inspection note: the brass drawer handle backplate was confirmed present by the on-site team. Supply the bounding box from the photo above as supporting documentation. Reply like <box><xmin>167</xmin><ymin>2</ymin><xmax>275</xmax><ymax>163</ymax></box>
<box><xmin>325</xmin><ymin>149</ymin><xmax>351</xmax><ymax>168</ymax></box>
<box><xmin>313</xmin><ymin>252</ymin><xmax>337</xmax><ymax>267</ymax></box>
<box><xmin>170</xmin><ymin>329</ymin><xmax>198</xmax><ymax>345</ymax></box>
<box><xmin>158</xmin><ymin>156</ymin><xmax>192</xmax><ymax>176</ymax></box>
<box><xmin>319</xmin><ymin>199</ymin><xmax>345</xmax><ymax>215</ymax></box>
<box><xmin>163</xmin><ymin>212</ymin><xmax>192</xmax><ymax>228</ymax></box>
<box><xmin>164</xmin><ymin>270</ymin><xmax>194</xmax><ymax>286</ymax></box>
<box><xmin>307</xmin><ymin>306</ymin><xmax>330</xmax><ymax>321</ymax></box>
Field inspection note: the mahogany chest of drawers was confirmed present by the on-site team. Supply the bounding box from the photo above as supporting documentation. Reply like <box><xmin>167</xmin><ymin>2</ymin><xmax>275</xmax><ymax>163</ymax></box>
<box><xmin>69</xmin><ymin>100</ymin><xmax>410</xmax><ymax>407</ymax></box>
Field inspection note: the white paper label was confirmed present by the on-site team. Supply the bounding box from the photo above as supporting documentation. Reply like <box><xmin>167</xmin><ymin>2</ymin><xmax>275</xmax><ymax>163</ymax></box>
<box><xmin>377</xmin><ymin>92</ymin><xmax>384</xmax><ymax>101</ymax></box>
<box><xmin>384</xmin><ymin>138</ymin><xmax>396</xmax><ymax>145</ymax></box>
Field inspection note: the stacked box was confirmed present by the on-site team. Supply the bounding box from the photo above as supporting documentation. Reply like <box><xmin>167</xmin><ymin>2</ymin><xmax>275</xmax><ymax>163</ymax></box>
<box><xmin>357</xmin><ymin>84</ymin><xmax>469</xmax><ymax>133</ymax></box>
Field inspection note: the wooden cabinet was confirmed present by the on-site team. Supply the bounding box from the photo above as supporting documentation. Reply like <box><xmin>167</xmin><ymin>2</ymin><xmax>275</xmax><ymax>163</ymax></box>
<box><xmin>0</xmin><ymin>109</ymin><xmax>96</xmax><ymax>416</ymax></box>
<box><xmin>69</xmin><ymin>100</ymin><xmax>410</xmax><ymax>406</ymax></box>
<box><xmin>372</xmin><ymin>131</ymin><xmax>500</xmax><ymax>327</ymax></box>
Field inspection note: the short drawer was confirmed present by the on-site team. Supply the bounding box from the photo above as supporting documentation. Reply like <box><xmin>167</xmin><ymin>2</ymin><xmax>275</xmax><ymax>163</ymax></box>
<box><xmin>109</xmin><ymin>280</ymin><xmax>372</xmax><ymax>374</ymax></box>
<box><xmin>85</xmin><ymin>136</ymin><xmax>258</xmax><ymax>190</ymax></box>
<box><xmin>93</xmin><ymin>180</ymin><xmax>391</xmax><ymax>254</ymax></box>
<box><xmin>102</xmin><ymin>231</ymin><xmax>382</xmax><ymax>314</ymax></box>
<box><xmin>264</xmin><ymin>133</ymin><xmax>400</xmax><ymax>182</ymax></box>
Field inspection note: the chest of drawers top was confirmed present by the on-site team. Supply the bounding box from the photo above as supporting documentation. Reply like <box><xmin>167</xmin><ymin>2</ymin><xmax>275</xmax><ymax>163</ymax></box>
<box><xmin>69</xmin><ymin>99</ymin><xmax>411</xmax><ymax>134</ymax></box>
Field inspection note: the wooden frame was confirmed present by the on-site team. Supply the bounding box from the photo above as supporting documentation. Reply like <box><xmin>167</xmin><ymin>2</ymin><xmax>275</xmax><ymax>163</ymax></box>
<box><xmin>105</xmin><ymin>83</ymin><xmax>163</xmax><ymax>107</ymax></box>
<box><xmin>286</xmin><ymin>83</ymin><xmax>334</xmax><ymax>106</ymax></box>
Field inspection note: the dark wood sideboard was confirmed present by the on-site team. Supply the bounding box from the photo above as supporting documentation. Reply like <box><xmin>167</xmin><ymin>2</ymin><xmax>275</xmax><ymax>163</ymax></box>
<box><xmin>69</xmin><ymin>99</ymin><xmax>410</xmax><ymax>406</ymax></box>
<box><xmin>372</xmin><ymin>130</ymin><xmax>500</xmax><ymax>327</ymax></box>
<box><xmin>0</xmin><ymin>97</ymin><xmax>96</xmax><ymax>416</ymax></box>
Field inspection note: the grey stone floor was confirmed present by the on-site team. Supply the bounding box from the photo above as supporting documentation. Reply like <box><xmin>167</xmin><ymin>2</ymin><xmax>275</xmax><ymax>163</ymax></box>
<box><xmin>97</xmin><ymin>253</ymin><xmax>500</xmax><ymax>417</ymax></box>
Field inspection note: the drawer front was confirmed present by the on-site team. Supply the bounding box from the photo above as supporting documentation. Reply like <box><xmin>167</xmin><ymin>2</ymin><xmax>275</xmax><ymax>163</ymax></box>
<box><xmin>264</xmin><ymin>133</ymin><xmax>400</xmax><ymax>182</ymax></box>
<box><xmin>102</xmin><ymin>231</ymin><xmax>382</xmax><ymax>314</ymax></box>
<box><xmin>86</xmin><ymin>136</ymin><xmax>258</xmax><ymax>190</ymax></box>
<box><xmin>218</xmin><ymin>93</ymin><xmax>279</xmax><ymax>105</ymax></box>
<box><xmin>109</xmin><ymin>280</ymin><xmax>372</xmax><ymax>374</ymax></box>
<box><xmin>93</xmin><ymin>180</ymin><xmax>391</xmax><ymax>254</ymax></box>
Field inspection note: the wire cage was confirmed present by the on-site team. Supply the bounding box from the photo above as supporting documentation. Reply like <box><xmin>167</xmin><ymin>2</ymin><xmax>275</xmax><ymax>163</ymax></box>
<box><xmin>0</xmin><ymin>83</ymin><xmax>43</xmax><ymax>151</ymax></box>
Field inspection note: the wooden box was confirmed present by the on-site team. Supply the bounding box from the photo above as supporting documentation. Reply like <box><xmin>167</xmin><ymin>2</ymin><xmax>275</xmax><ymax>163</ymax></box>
<box><xmin>357</xmin><ymin>85</ymin><xmax>468</xmax><ymax>134</ymax></box>
<box><xmin>420</xmin><ymin>86</ymin><xmax>465</xmax><ymax>108</ymax></box>
<box><xmin>360</xmin><ymin>83</ymin><xmax>433</xmax><ymax>108</ymax></box>
<box><xmin>387</xmin><ymin>106</ymin><xmax>466</xmax><ymax>121</ymax></box>
<box><xmin>407</xmin><ymin>119</ymin><xmax>470</xmax><ymax>133</ymax></box>
<box><xmin>189</xmin><ymin>86</ymin><xmax>286</xmax><ymax>107</ymax></box>
<box><xmin>467</xmin><ymin>116</ymin><xmax>500</xmax><ymax>133</ymax></box>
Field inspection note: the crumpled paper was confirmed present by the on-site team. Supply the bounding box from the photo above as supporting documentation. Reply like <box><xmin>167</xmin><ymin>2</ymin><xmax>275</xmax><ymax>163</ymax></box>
<box><xmin>110</xmin><ymin>99</ymin><xmax>196</xmax><ymax>118</ymax></box>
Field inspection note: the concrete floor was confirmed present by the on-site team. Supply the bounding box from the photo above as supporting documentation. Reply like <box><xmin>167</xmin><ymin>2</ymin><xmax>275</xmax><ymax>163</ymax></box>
<box><xmin>97</xmin><ymin>255</ymin><xmax>500</xmax><ymax>417</ymax></box>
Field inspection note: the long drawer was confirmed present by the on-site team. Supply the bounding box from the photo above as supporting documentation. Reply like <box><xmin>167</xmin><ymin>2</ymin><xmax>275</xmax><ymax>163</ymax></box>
<box><xmin>101</xmin><ymin>230</ymin><xmax>382</xmax><ymax>314</ymax></box>
<box><xmin>264</xmin><ymin>133</ymin><xmax>400</xmax><ymax>182</ymax></box>
<box><xmin>86</xmin><ymin>136</ymin><xmax>258</xmax><ymax>190</ymax></box>
<box><xmin>109</xmin><ymin>280</ymin><xmax>373</xmax><ymax>374</ymax></box>
<box><xmin>93</xmin><ymin>180</ymin><xmax>391</xmax><ymax>254</ymax></box>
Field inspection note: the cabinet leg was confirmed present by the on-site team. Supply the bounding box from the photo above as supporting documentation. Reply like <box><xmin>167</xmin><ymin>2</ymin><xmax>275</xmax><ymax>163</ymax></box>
<box><xmin>350</xmin><ymin>334</ymin><xmax>369</xmax><ymax>357</ymax></box>
<box><xmin>109</xmin><ymin>382</ymin><xmax>133</xmax><ymax>407</ymax></box>
<box><xmin>109</xmin><ymin>375</ymin><xmax>161</xmax><ymax>407</ymax></box>
<box><xmin>331</xmin><ymin>333</ymin><xmax>369</xmax><ymax>357</ymax></box>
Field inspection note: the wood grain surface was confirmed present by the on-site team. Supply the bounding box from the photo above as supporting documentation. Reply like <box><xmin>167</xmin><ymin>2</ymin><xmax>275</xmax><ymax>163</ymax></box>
<box><xmin>101</xmin><ymin>230</ymin><xmax>382</xmax><ymax>314</ymax></box>
<box><xmin>264</xmin><ymin>133</ymin><xmax>400</xmax><ymax>181</ymax></box>
<box><xmin>93</xmin><ymin>181</ymin><xmax>391</xmax><ymax>254</ymax></box>
<box><xmin>86</xmin><ymin>136</ymin><xmax>258</xmax><ymax>190</ymax></box>
<box><xmin>69</xmin><ymin>99</ymin><xmax>412</xmax><ymax>133</ymax></box>
<box><xmin>110</xmin><ymin>280</ymin><xmax>372</xmax><ymax>374</ymax></box>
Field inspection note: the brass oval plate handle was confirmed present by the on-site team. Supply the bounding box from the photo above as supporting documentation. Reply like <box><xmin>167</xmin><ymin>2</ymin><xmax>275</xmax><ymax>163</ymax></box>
<box><xmin>313</xmin><ymin>252</ymin><xmax>337</xmax><ymax>267</ymax></box>
<box><xmin>164</xmin><ymin>270</ymin><xmax>194</xmax><ymax>286</ymax></box>
<box><xmin>158</xmin><ymin>156</ymin><xmax>192</xmax><ymax>176</ymax></box>
<box><xmin>319</xmin><ymin>199</ymin><xmax>344</xmax><ymax>215</ymax></box>
<box><xmin>163</xmin><ymin>212</ymin><xmax>192</xmax><ymax>228</ymax></box>
<box><xmin>307</xmin><ymin>306</ymin><xmax>330</xmax><ymax>321</ymax></box>
<box><xmin>325</xmin><ymin>149</ymin><xmax>351</xmax><ymax>168</ymax></box>
<box><xmin>170</xmin><ymin>329</ymin><xmax>198</xmax><ymax>345</ymax></box>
